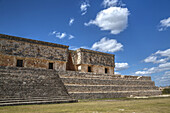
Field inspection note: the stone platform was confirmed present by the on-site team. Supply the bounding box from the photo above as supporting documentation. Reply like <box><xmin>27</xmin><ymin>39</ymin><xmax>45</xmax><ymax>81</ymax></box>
<box><xmin>59</xmin><ymin>71</ymin><xmax>161</xmax><ymax>99</ymax></box>
<box><xmin>0</xmin><ymin>66</ymin><xmax>161</xmax><ymax>105</ymax></box>
<box><xmin>0</xmin><ymin>67</ymin><xmax>77</xmax><ymax>106</ymax></box>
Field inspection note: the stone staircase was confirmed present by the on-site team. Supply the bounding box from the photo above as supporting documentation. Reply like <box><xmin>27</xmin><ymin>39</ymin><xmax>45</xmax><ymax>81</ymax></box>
<box><xmin>0</xmin><ymin>96</ymin><xmax>76</xmax><ymax>106</ymax></box>
<box><xmin>0</xmin><ymin>67</ymin><xmax>77</xmax><ymax>106</ymax></box>
<box><xmin>0</xmin><ymin>66</ymin><xmax>162</xmax><ymax>102</ymax></box>
<box><xmin>60</xmin><ymin>73</ymin><xmax>162</xmax><ymax>99</ymax></box>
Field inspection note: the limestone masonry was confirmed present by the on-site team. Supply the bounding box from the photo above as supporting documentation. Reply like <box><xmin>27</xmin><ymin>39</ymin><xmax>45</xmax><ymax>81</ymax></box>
<box><xmin>0</xmin><ymin>34</ymin><xmax>161</xmax><ymax>105</ymax></box>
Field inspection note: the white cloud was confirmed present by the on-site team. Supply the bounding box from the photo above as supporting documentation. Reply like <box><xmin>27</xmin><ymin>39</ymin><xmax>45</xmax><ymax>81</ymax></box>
<box><xmin>56</xmin><ymin>32</ymin><xmax>66</xmax><ymax>39</ymax></box>
<box><xmin>136</xmin><ymin>48</ymin><xmax>170</xmax><ymax>77</ymax></box>
<box><xmin>102</xmin><ymin>0</ymin><xmax>126</xmax><ymax>8</ymax></box>
<box><xmin>144</xmin><ymin>49</ymin><xmax>170</xmax><ymax>64</ymax></box>
<box><xmin>154</xmin><ymin>71</ymin><xmax>170</xmax><ymax>86</ymax></box>
<box><xmin>91</xmin><ymin>37</ymin><xmax>123</xmax><ymax>53</ymax></box>
<box><xmin>115</xmin><ymin>63</ymin><xmax>129</xmax><ymax>71</ymax></box>
<box><xmin>155</xmin><ymin>49</ymin><xmax>170</xmax><ymax>57</ymax></box>
<box><xmin>68</xmin><ymin>35</ymin><xmax>75</xmax><ymax>40</ymax></box>
<box><xmin>114</xmin><ymin>71</ymin><xmax>121</xmax><ymax>75</ymax></box>
<box><xmin>85</xmin><ymin>7</ymin><xmax>129</xmax><ymax>34</ymax></box>
<box><xmin>80</xmin><ymin>1</ymin><xmax>90</xmax><ymax>15</ymax></box>
<box><xmin>102</xmin><ymin>0</ymin><xmax>118</xmax><ymax>7</ymax></box>
<box><xmin>49</xmin><ymin>31</ymin><xmax>57</xmax><ymax>35</ymax></box>
<box><xmin>158</xmin><ymin>17</ymin><xmax>170</xmax><ymax>31</ymax></box>
<box><xmin>49</xmin><ymin>31</ymin><xmax>75</xmax><ymax>39</ymax></box>
<box><xmin>144</xmin><ymin>56</ymin><xmax>157</xmax><ymax>63</ymax></box>
<box><xmin>69</xmin><ymin>37</ymin><xmax>123</xmax><ymax>53</ymax></box>
<box><xmin>69</xmin><ymin>18</ymin><xmax>74</xmax><ymax>26</ymax></box>
<box><xmin>144</xmin><ymin>56</ymin><xmax>168</xmax><ymax>64</ymax></box>
<box><xmin>135</xmin><ymin>62</ymin><xmax>170</xmax><ymax>75</ymax></box>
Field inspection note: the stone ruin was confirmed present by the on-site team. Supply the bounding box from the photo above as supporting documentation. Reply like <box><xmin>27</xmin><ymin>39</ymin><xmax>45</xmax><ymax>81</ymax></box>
<box><xmin>0</xmin><ymin>34</ymin><xmax>161</xmax><ymax>106</ymax></box>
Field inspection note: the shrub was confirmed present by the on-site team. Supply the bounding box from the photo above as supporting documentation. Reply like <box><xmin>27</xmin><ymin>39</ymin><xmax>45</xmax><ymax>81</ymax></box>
<box><xmin>162</xmin><ymin>87</ymin><xmax>170</xmax><ymax>94</ymax></box>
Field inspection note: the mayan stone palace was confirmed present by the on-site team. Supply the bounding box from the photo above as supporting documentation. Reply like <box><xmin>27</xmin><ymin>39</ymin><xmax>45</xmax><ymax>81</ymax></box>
<box><xmin>0</xmin><ymin>34</ymin><xmax>161</xmax><ymax>106</ymax></box>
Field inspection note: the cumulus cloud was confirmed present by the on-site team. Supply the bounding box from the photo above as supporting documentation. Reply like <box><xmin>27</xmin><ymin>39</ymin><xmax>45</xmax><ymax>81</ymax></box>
<box><xmin>153</xmin><ymin>71</ymin><xmax>170</xmax><ymax>86</ymax></box>
<box><xmin>68</xmin><ymin>35</ymin><xmax>75</xmax><ymax>40</ymax></box>
<box><xmin>115</xmin><ymin>63</ymin><xmax>129</xmax><ymax>71</ymax></box>
<box><xmin>85</xmin><ymin>7</ymin><xmax>129</xmax><ymax>34</ymax></box>
<box><xmin>91</xmin><ymin>37</ymin><xmax>123</xmax><ymax>53</ymax></box>
<box><xmin>69</xmin><ymin>37</ymin><xmax>123</xmax><ymax>53</ymax></box>
<box><xmin>158</xmin><ymin>17</ymin><xmax>170</xmax><ymax>31</ymax></box>
<box><xmin>69</xmin><ymin>18</ymin><xmax>74</xmax><ymax>26</ymax></box>
<box><xmin>102</xmin><ymin>0</ymin><xmax>126</xmax><ymax>8</ymax></box>
<box><xmin>55</xmin><ymin>32</ymin><xmax>66</xmax><ymax>39</ymax></box>
<box><xmin>135</xmin><ymin>48</ymin><xmax>170</xmax><ymax>86</ymax></box>
<box><xmin>144</xmin><ymin>49</ymin><xmax>170</xmax><ymax>64</ymax></box>
<box><xmin>136</xmin><ymin>48</ymin><xmax>170</xmax><ymax>76</ymax></box>
<box><xmin>114</xmin><ymin>71</ymin><xmax>121</xmax><ymax>75</ymax></box>
<box><xmin>102</xmin><ymin>0</ymin><xmax>118</xmax><ymax>7</ymax></box>
<box><xmin>155</xmin><ymin>49</ymin><xmax>170</xmax><ymax>57</ymax></box>
<box><xmin>80</xmin><ymin>1</ymin><xmax>90</xmax><ymax>15</ymax></box>
<box><xmin>135</xmin><ymin>62</ymin><xmax>170</xmax><ymax>75</ymax></box>
<box><xmin>49</xmin><ymin>31</ymin><xmax>75</xmax><ymax>40</ymax></box>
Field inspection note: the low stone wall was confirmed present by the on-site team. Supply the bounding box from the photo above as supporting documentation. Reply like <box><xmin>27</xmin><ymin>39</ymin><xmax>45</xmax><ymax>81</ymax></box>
<box><xmin>61</xmin><ymin>77</ymin><xmax>155</xmax><ymax>86</ymax></box>
<box><xmin>65</xmin><ymin>85</ymin><xmax>158</xmax><ymax>92</ymax></box>
<box><xmin>58</xmin><ymin>71</ymin><xmax>151</xmax><ymax>81</ymax></box>
<box><xmin>70</xmin><ymin>90</ymin><xmax>162</xmax><ymax>99</ymax></box>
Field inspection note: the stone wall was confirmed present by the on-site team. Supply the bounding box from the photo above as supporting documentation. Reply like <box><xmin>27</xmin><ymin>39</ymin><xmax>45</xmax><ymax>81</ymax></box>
<box><xmin>0</xmin><ymin>34</ymin><xmax>116</xmax><ymax>74</ymax></box>
<box><xmin>61</xmin><ymin>77</ymin><xmax>155</xmax><ymax>86</ymax></box>
<box><xmin>74</xmin><ymin>48</ymin><xmax>115</xmax><ymax>74</ymax></box>
<box><xmin>58</xmin><ymin>70</ymin><xmax>151</xmax><ymax>81</ymax></box>
<box><xmin>78</xmin><ymin>64</ymin><xmax>114</xmax><ymax>74</ymax></box>
<box><xmin>65</xmin><ymin>85</ymin><xmax>158</xmax><ymax>92</ymax></box>
<box><xmin>0</xmin><ymin>54</ymin><xmax>66</xmax><ymax>71</ymax></box>
<box><xmin>77</xmin><ymin>48</ymin><xmax>114</xmax><ymax>67</ymax></box>
<box><xmin>70</xmin><ymin>91</ymin><xmax>162</xmax><ymax>99</ymax></box>
<box><xmin>0</xmin><ymin>34</ymin><xmax>68</xmax><ymax>71</ymax></box>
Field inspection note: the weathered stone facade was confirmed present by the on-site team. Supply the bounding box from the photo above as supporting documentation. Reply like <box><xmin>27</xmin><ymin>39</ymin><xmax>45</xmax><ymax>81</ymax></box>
<box><xmin>0</xmin><ymin>34</ymin><xmax>115</xmax><ymax>74</ymax></box>
<box><xmin>0</xmin><ymin>34</ymin><xmax>161</xmax><ymax>105</ymax></box>
<box><xmin>70</xmin><ymin>48</ymin><xmax>115</xmax><ymax>74</ymax></box>
<box><xmin>0</xmin><ymin>34</ymin><xmax>68</xmax><ymax>71</ymax></box>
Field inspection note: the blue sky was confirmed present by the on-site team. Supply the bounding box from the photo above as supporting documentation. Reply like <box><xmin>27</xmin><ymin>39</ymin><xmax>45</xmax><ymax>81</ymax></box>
<box><xmin>0</xmin><ymin>0</ymin><xmax>170</xmax><ymax>86</ymax></box>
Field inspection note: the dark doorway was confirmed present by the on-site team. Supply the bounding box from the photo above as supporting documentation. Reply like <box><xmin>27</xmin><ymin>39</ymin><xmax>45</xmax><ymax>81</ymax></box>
<box><xmin>105</xmin><ymin>68</ymin><xmax>108</xmax><ymax>74</ymax></box>
<box><xmin>88</xmin><ymin>66</ymin><xmax>92</xmax><ymax>72</ymax></box>
<box><xmin>49</xmin><ymin>63</ymin><xmax>53</xmax><ymax>69</ymax></box>
<box><xmin>16</xmin><ymin>60</ymin><xmax>23</xmax><ymax>67</ymax></box>
<box><xmin>66</xmin><ymin>52</ymin><xmax>76</xmax><ymax>71</ymax></box>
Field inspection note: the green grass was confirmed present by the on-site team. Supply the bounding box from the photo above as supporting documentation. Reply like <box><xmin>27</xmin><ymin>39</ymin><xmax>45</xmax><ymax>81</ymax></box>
<box><xmin>0</xmin><ymin>97</ymin><xmax>170</xmax><ymax>113</ymax></box>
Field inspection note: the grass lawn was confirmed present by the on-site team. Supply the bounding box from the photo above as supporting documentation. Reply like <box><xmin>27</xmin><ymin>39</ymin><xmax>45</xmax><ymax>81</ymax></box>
<box><xmin>0</xmin><ymin>97</ymin><xmax>170</xmax><ymax>113</ymax></box>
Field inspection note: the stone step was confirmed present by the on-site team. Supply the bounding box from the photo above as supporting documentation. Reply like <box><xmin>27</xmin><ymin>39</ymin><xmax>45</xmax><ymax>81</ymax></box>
<box><xmin>60</xmin><ymin>76</ymin><xmax>152</xmax><ymax>82</ymax></box>
<box><xmin>0</xmin><ymin>99</ymin><xmax>78</xmax><ymax>106</ymax></box>
<box><xmin>60</xmin><ymin>74</ymin><xmax>150</xmax><ymax>81</ymax></box>
<box><xmin>69</xmin><ymin>90</ymin><xmax>162</xmax><ymax>99</ymax></box>
<box><xmin>0</xmin><ymin>66</ymin><xmax>150</xmax><ymax>81</ymax></box>
<box><xmin>0</xmin><ymin>95</ymin><xmax>77</xmax><ymax>106</ymax></box>
<box><xmin>65</xmin><ymin>84</ymin><xmax>158</xmax><ymax>92</ymax></box>
<box><xmin>0</xmin><ymin>96</ymin><xmax>72</xmax><ymax>100</ymax></box>
<box><xmin>0</xmin><ymin>97</ymin><xmax>74</xmax><ymax>103</ymax></box>
<box><xmin>61</xmin><ymin>77</ymin><xmax>155</xmax><ymax>86</ymax></box>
